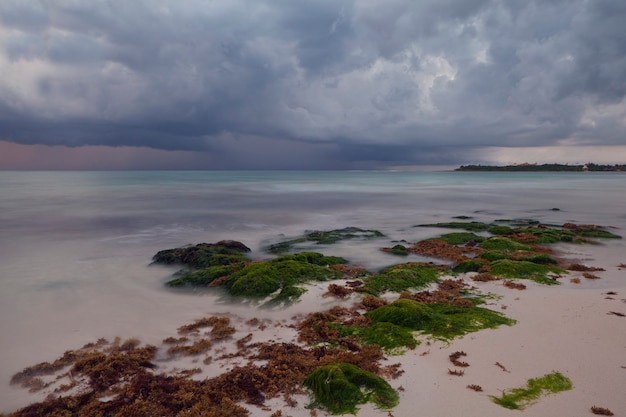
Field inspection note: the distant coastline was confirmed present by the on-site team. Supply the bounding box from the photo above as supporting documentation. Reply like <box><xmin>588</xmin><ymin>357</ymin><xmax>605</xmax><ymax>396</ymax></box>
<box><xmin>456</xmin><ymin>163</ymin><xmax>625</xmax><ymax>172</ymax></box>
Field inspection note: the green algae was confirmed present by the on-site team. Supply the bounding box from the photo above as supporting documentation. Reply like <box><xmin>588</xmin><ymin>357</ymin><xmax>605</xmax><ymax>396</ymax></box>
<box><xmin>572</xmin><ymin>227</ymin><xmax>621</xmax><ymax>240</ymax></box>
<box><xmin>487</xmin><ymin>225</ymin><xmax>514</xmax><ymax>235</ymax></box>
<box><xmin>517</xmin><ymin>253</ymin><xmax>558</xmax><ymax>265</ymax></box>
<box><xmin>491</xmin><ymin>371</ymin><xmax>573</xmax><ymax>410</ymax></box>
<box><xmin>363</xmin><ymin>263</ymin><xmax>444</xmax><ymax>295</ymax></box>
<box><xmin>488</xmin><ymin>259</ymin><xmax>565</xmax><ymax>284</ymax></box>
<box><xmin>166</xmin><ymin>251</ymin><xmax>346</xmax><ymax>303</ymax></box>
<box><xmin>437</xmin><ymin>232</ymin><xmax>485</xmax><ymax>245</ymax></box>
<box><xmin>452</xmin><ymin>259</ymin><xmax>485</xmax><ymax>273</ymax></box>
<box><xmin>365</xmin><ymin>299</ymin><xmax>515</xmax><ymax>341</ymax></box>
<box><xmin>303</xmin><ymin>363</ymin><xmax>399</xmax><ymax>415</ymax></box>
<box><xmin>478</xmin><ymin>250</ymin><xmax>511</xmax><ymax>262</ymax></box>
<box><xmin>331</xmin><ymin>321</ymin><xmax>418</xmax><ymax>353</ymax></box>
<box><xmin>479</xmin><ymin>237</ymin><xmax>532</xmax><ymax>252</ymax></box>
<box><xmin>266</xmin><ymin>227</ymin><xmax>385</xmax><ymax>254</ymax></box>
<box><xmin>166</xmin><ymin>263</ymin><xmax>245</xmax><ymax>287</ymax></box>
<box><xmin>224</xmin><ymin>254</ymin><xmax>344</xmax><ymax>302</ymax></box>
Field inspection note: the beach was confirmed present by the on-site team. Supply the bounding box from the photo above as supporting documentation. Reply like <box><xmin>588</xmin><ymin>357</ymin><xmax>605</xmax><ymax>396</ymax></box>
<box><xmin>1</xmin><ymin>171</ymin><xmax>625</xmax><ymax>416</ymax></box>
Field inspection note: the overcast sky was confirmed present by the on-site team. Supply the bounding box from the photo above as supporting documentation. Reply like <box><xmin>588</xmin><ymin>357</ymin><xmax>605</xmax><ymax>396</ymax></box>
<box><xmin>1</xmin><ymin>0</ymin><xmax>625</xmax><ymax>170</ymax></box>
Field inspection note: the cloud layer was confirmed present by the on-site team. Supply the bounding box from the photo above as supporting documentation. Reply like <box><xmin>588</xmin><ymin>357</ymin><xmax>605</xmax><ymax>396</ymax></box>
<box><xmin>1</xmin><ymin>0</ymin><xmax>625</xmax><ymax>168</ymax></box>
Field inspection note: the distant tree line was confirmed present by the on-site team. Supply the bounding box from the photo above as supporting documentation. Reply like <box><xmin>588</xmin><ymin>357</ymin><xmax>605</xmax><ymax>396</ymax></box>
<box><xmin>456</xmin><ymin>163</ymin><xmax>626</xmax><ymax>172</ymax></box>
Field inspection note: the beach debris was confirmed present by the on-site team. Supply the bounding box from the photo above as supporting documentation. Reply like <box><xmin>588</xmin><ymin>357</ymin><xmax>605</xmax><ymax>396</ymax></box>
<box><xmin>324</xmin><ymin>283</ymin><xmax>353</xmax><ymax>298</ymax></box>
<box><xmin>448</xmin><ymin>368</ymin><xmax>465</xmax><ymax>376</ymax></box>
<box><xmin>449</xmin><ymin>351</ymin><xmax>469</xmax><ymax>367</ymax></box>
<box><xmin>583</xmin><ymin>272</ymin><xmax>601</xmax><ymax>280</ymax></box>
<box><xmin>503</xmin><ymin>280</ymin><xmax>527</xmax><ymax>290</ymax></box>
<box><xmin>607</xmin><ymin>311</ymin><xmax>625</xmax><ymax>317</ymax></box>
<box><xmin>567</xmin><ymin>263</ymin><xmax>605</xmax><ymax>272</ymax></box>
<box><xmin>490</xmin><ymin>371</ymin><xmax>573</xmax><ymax>410</ymax></box>
<box><xmin>495</xmin><ymin>362</ymin><xmax>510</xmax><ymax>372</ymax></box>
<box><xmin>570</xmin><ymin>277</ymin><xmax>581</xmax><ymax>284</ymax></box>
<box><xmin>591</xmin><ymin>406</ymin><xmax>614</xmax><ymax>415</ymax></box>
<box><xmin>467</xmin><ymin>384</ymin><xmax>483</xmax><ymax>392</ymax></box>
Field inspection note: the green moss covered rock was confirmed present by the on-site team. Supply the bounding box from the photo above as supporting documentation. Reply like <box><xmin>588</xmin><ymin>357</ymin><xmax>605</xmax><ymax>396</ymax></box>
<box><xmin>452</xmin><ymin>259</ymin><xmax>485</xmax><ymax>273</ymax></box>
<box><xmin>303</xmin><ymin>363</ymin><xmax>399</xmax><ymax>415</ymax></box>
<box><xmin>363</xmin><ymin>263</ymin><xmax>444</xmax><ymax>295</ymax></box>
<box><xmin>479</xmin><ymin>237</ymin><xmax>532</xmax><ymax>252</ymax></box>
<box><xmin>152</xmin><ymin>241</ymin><xmax>251</xmax><ymax>268</ymax></box>
<box><xmin>437</xmin><ymin>232</ymin><xmax>485</xmax><ymax>245</ymax></box>
<box><xmin>488</xmin><ymin>259</ymin><xmax>565</xmax><ymax>284</ymax></box>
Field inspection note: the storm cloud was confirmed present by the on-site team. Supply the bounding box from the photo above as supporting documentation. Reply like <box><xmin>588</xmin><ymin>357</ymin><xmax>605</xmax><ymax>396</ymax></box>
<box><xmin>1</xmin><ymin>0</ymin><xmax>625</xmax><ymax>169</ymax></box>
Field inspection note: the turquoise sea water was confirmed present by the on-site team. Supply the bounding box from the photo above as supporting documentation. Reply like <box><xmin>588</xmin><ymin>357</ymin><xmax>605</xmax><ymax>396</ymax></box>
<box><xmin>1</xmin><ymin>170</ymin><xmax>625</xmax><ymax>412</ymax></box>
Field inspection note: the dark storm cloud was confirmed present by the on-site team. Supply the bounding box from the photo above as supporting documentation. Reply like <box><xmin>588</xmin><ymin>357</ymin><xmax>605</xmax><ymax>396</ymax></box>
<box><xmin>1</xmin><ymin>0</ymin><xmax>625</xmax><ymax>168</ymax></box>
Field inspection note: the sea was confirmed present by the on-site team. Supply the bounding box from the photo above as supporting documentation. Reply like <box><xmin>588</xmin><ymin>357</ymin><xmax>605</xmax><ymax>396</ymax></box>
<box><xmin>1</xmin><ymin>170</ymin><xmax>625</xmax><ymax>413</ymax></box>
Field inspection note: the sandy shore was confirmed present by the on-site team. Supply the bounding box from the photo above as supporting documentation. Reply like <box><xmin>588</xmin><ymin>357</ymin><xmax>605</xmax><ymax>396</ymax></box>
<box><xmin>5</xmin><ymin>242</ymin><xmax>626</xmax><ymax>417</ymax></box>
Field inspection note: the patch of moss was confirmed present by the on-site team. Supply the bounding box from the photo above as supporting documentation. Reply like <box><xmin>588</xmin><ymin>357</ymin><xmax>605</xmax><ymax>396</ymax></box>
<box><xmin>478</xmin><ymin>250</ymin><xmax>511</xmax><ymax>262</ymax></box>
<box><xmin>488</xmin><ymin>259</ymin><xmax>565</xmax><ymax>284</ymax></box>
<box><xmin>223</xmin><ymin>254</ymin><xmax>344</xmax><ymax>302</ymax></box>
<box><xmin>303</xmin><ymin>363</ymin><xmax>399</xmax><ymax>415</ymax></box>
<box><xmin>491</xmin><ymin>371</ymin><xmax>573</xmax><ymax>410</ymax></box>
<box><xmin>571</xmin><ymin>227</ymin><xmax>621</xmax><ymax>240</ymax></box>
<box><xmin>516</xmin><ymin>227</ymin><xmax>577</xmax><ymax>244</ymax></box>
<box><xmin>487</xmin><ymin>225</ymin><xmax>514</xmax><ymax>235</ymax></box>
<box><xmin>359</xmin><ymin>322</ymin><xmax>418</xmax><ymax>352</ymax></box>
<box><xmin>517</xmin><ymin>253</ymin><xmax>558</xmax><ymax>265</ymax></box>
<box><xmin>166</xmin><ymin>263</ymin><xmax>245</xmax><ymax>287</ymax></box>
<box><xmin>266</xmin><ymin>227</ymin><xmax>385</xmax><ymax>254</ymax></box>
<box><xmin>452</xmin><ymin>259</ymin><xmax>485</xmax><ymax>273</ymax></box>
<box><xmin>365</xmin><ymin>299</ymin><xmax>515</xmax><ymax>341</ymax></box>
<box><xmin>479</xmin><ymin>237</ymin><xmax>532</xmax><ymax>252</ymax></box>
<box><xmin>437</xmin><ymin>232</ymin><xmax>485</xmax><ymax>245</ymax></box>
<box><xmin>363</xmin><ymin>263</ymin><xmax>444</xmax><ymax>295</ymax></box>
<box><xmin>416</xmin><ymin>222</ymin><xmax>492</xmax><ymax>232</ymax></box>
<box><xmin>167</xmin><ymin>251</ymin><xmax>347</xmax><ymax>303</ymax></box>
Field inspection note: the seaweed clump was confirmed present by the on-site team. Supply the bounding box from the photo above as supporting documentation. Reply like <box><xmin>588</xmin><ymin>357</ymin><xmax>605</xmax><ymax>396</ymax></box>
<box><xmin>490</xmin><ymin>371</ymin><xmax>573</xmax><ymax>410</ymax></box>
<box><xmin>365</xmin><ymin>298</ymin><xmax>515</xmax><ymax>341</ymax></box>
<box><xmin>363</xmin><ymin>263</ymin><xmax>446</xmax><ymax>295</ymax></box>
<box><xmin>164</xmin><ymin>250</ymin><xmax>347</xmax><ymax>304</ymax></box>
<box><xmin>303</xmin><ymin>363</ymin><xmax>399</xmax><ymax>415</ymax></box>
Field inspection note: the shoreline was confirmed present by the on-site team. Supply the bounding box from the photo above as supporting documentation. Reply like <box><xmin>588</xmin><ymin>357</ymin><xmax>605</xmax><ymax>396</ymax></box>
<box><xmin>4</xmin><ymin>243</ymin><xmax>625</xmax><ymax>416</ymax></box>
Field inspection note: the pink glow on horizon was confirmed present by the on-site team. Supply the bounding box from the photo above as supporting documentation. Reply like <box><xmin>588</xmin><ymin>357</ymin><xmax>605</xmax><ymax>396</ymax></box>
<box><xmin>0</xmin><ymin>141</ymin><xmax>211</xmax><ymax>170</ymax></box>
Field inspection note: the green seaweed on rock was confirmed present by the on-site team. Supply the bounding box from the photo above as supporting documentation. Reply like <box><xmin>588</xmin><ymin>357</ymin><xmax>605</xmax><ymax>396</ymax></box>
<box><xmin>152</xmin><ymin>241</ymin><xmax>251</xmax><ymax>268</ymax></box>
<box><xmin>488</xmin><ymin>259</ymin><xmax>565</xmax><ymax>285</ymax></box>
<box><xmin>363</xmin><ymin>263</ymin><xmax>444</xmax><ymax>295</ymax></box>
<box><xmin>479</xmin><ymin>237</ymin><xmax>532</xmax><ymax>252</ymax></box>
<box><xmin>223</xmin><ymin>254</ymin><xmax>345</xmax><ymax>301</ymax></box>
<box><xmin>437</xmin><ymin>232</ymin><xmax>485</xmax><ymax>245</ymax></box>
<box><xmin>303</xmin><ymin>363</ymin><xmax>399</xmax><ymax>415</ymax></box>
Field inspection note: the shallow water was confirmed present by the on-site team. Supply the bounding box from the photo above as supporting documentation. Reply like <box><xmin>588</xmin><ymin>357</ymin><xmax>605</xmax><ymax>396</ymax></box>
<box><xmin>1</xmin><ymin>170</ymin><xmax>625</xmax><ymax>412</ymax></box>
